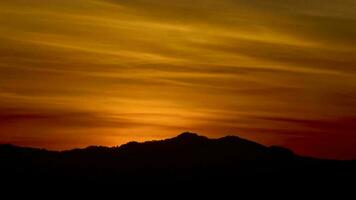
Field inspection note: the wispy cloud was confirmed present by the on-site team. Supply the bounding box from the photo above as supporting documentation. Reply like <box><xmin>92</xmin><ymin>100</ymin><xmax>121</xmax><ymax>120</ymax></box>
<box><xmin>0</xmin><ymin>0</ymin><xmax>356</xmax><ymax>158</ymax></box>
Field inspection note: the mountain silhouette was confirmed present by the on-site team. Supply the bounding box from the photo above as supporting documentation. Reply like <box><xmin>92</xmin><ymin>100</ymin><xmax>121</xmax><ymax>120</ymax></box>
<box><xmin>0</xmin><ymin>132</ymin><xmax>355</xmax><ymax>188</ymax></box>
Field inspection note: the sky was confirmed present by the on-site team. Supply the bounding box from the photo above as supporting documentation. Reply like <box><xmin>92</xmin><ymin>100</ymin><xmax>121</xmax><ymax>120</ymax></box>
<box><xmin>1</xmin><ymin>0</ymin><xmax>356</xmax><ymax>159</ymax></box>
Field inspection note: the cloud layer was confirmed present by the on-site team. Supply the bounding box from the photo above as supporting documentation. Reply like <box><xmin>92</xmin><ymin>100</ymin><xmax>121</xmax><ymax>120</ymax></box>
<box><xmin>1</xmin><ymin>0</ymin><xmax>356</xmax><ymax>159</ymax></box>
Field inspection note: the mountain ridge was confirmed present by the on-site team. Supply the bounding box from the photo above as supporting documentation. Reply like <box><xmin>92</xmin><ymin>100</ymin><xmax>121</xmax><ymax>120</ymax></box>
<box><xmin>1</xmin><ymin>132</ymin><xmax>355</xmax><ymax>187</ymax></box>
<box><xmin>0</xmin><ymin>132</ymin><xmax>290</xmax><ymax>157</ymax></box>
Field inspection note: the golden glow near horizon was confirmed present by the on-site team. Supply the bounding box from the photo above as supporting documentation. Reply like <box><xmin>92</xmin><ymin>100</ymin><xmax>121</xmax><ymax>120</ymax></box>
<box><xmin>1</xmin><ymin>0</ymin><xmax>356</xmax><ymax>159</ymax></box>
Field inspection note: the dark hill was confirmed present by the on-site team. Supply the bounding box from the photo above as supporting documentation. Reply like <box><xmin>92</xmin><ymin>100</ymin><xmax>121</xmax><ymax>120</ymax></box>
<box><xmin>0</xmin><ymin>132</ymin><xmax>355</xmax><ymax>187</ymax></box>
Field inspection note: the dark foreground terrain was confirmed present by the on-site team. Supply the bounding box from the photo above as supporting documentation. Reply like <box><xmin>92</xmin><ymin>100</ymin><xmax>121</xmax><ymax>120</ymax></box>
<box><xmin>1</xmin><ymin>132</ymin><xmax>355</xmax><ymax>189</ymax></box>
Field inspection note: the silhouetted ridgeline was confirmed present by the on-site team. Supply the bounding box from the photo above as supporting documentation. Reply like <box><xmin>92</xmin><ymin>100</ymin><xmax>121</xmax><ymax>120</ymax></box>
<box><xmin>0</xmin><ymin>132</ymin><xmax>355</xmax><ymax>187</ymax></box>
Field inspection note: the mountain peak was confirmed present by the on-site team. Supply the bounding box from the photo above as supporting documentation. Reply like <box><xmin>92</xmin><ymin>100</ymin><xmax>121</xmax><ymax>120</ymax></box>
<box><xmin>175</xmin><ymin>132</ymin><xmax>207</xmax><ymax>140</ymax></box>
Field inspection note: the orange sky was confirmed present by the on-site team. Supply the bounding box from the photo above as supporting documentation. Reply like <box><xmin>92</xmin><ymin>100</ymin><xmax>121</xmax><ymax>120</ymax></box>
<box><xmin>1</xmin><ymin>0</ymin><xmax>356</xmax><ymax>159</ymax></box>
